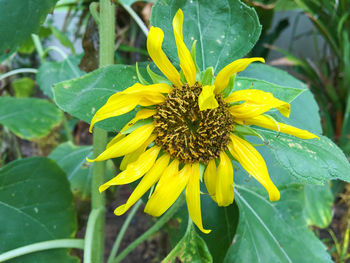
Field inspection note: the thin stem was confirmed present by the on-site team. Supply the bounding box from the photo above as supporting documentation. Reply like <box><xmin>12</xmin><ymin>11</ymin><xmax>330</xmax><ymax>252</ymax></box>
<box><xmin>107</xmin><ymin>200</ymin><xmax>142</xmax><ymax>263</ymax></box>
<box><xmin>84</xmin><ymin>208</ymin><xmax>103</xmax><ymax>263</ymax></box>
<box><xmin>0</xmin><ymin>239</ymin><xmax>84</xmax><ymax>262</ymax></box>
<box><xmin>0</xmin><ymin>68</ymin><xmax>38</xmax><ymax>81</ymax></box>
<box><xmin>31</xmin><ymin>34</ymin><xmax>45</xmax><ymax>62</ymax></box>
<box><xmin>90</xmin><ymin>0</ymin><xmax>115</xmax><ymax>262</ymax></box>
<box><xmin>112</xmin><ymin>195</ymin><xmax>185</xmax><ymax>263</ymax></box>
<box><xmin>121</xmin><ymin>3</ymin><xmax>149</xmax><ymax>37</ymax></box>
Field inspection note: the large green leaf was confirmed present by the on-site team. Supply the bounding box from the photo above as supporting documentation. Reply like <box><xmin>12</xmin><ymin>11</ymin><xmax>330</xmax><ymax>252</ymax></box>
<box><xmin>224</xmin><ymin>186</ymin><xmax>332</xmax><ymax>263</ymax></box>
<box><xmin>0</xmin><ymin>97</ymin><xmax>62</xmax><ymax>140</ymax></box>
<box><xmin>0</xmin><ymin>157</ymin><xmax>77</xmax><ymax>263</ymax></box>
<box><xmin>53</xmin><ymin>65</ymin><xmax>149</xmax><ymax>132</ymax></box>
<box><xmin>49</xmin><ymin>142</ymin><xmax>114</xmax><ymax>200</ymax></box>
<box><xmin>258</xmin><ymin>130</ymin><xmax>350</xmax><ymax>184</ymax></box>
<box><xmin>37</xmin><ymin>56</ymin><xmax>85</xmax><ymax>99</ymax></box>
<box><xmin>0</xmin><ymin>0</ymin><xmax>58</xmax><ymax>53</ymax></box>
<box><xmin>163</xmin><ymin>222</ymin><xmax>212</xmax><ymax>263</ymax></box>
<box><xmin>150</xmin><ymin>0</ymin><xmax>261</xmax><ymax>72</ymax></box>
<box><xmin>304</xmin><ymin>184</ymin><xmax>334</xmax><ymax>228</ymax></box>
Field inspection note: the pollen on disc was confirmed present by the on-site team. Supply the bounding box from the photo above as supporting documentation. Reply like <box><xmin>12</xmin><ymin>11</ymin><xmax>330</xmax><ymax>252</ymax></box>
<box><xmin>153</xmin><ymin>83</ymin><xmax>234</xmax><ymax>164</ymax></box>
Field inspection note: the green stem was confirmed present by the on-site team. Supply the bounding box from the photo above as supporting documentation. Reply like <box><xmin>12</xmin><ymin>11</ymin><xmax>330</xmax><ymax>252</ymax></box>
<box><xmin>0</xmin><ymin>239</ymin><xmax>84</xmax><ymax>262</ymax></box>
<box><xmin>0</xmin><ymin>68</ymin><xmax>38</xmax><ymax>81</ymax></box>
<box><xmin>112</xmin><ymin>195</ymin><xmax>185</xmax><ymax>263</ymax></box>
<box><xmin>84</xmin><ymin>208</ymin><xmax>103</xmax><ymax>263</ymax></box>
<box><xmin>121</xmin><ymin>3</ymin><xmax>149</xmax><ymax>37</ymax></box>
<box><xmin>90</xmin><ymin>0</ymin><xmax>115</xmax><ymax>262</ymax></box>
<box><xmin>31</xmin><ymin>34</ymin><xmax>45</xmax><ymax>62</ymax></box>
<box><xmin>107</xmin><ymin>200</ymin><xmax>142</xmax><ymax>263</ymax></box>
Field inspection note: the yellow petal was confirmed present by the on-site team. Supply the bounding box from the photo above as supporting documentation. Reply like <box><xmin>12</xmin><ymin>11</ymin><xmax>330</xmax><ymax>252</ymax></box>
<box><xmin>120</xmin><ymin>134</ymin><xmax>156</xmax><ymax>170</ymax></box>
<box><xmin>228</xmin><ymin>134</ymin><xmax>280</xmax><ymax>201</ymax></box>
<box><xmin>186</xmin><ymin>163</ymin><xmax>211</xmax><ymax>233</ymax></box>
<box><xmin>147</xmin><ymin>26</ymin><xmax>182</xmax><ymax>87</ymax></box>
<box><xmin>145</xmin><ymin>162</ymin><xmax>191</xmax><ymax>217</ymax></box>
<box><xmin>204</xmin><ymin>159</ymin><xmax>217</xmax><ymax>200</ymax></box>
<box><xmin>88</xmin><ymin>123</ymin><xmax>155</xmax><ymax>162</ymax></box>
<box><xmin>90</xmin><ymin>93</ymin><xmax>139</xmax><ymax>132</ymax></box>
<box><xmin>216</xmin><ymin>152</ymin><xmax>234</xmax><ymax>206</ymax></box>
<box><xmin>198</xmin><ymin>85</ymin><xmax>219</xmax><ymax>111</ymax></box>
<box><xmin>114</xmin><ymin>154</ymin><xmax>171</xmax><ymax>215</ymax></box>
<box><xmin>173</xmin><ymin>9</ymin><xmax>196</xmax><ymax>86</ymax></box>
<box><xmin>123</xmin><ymin>83</ymin><xmax>172</xmax><ymax>95</ymax></box>
<box><xmin>238</xmin><ymin>115</ymin><xmax>319</xmax><ymax>140</ymax></box>
<box><xmin>226</xmin><ymin>89</ymin><xmax>290</xmax><ymax>118</ymax></box>
<box><xmin>214</xmin><ymin>58</ymin><xmax>265</xmax><ymax>94</ymax></box>
<box><xmin>99</xmin><ymin>146</ymin><xmax>161</xmax><ymax>192</ymax></box>
<box><xmin>89</xmin><ymin>83</ymin><xmax>169</xmax><ymax>132</ymax></box>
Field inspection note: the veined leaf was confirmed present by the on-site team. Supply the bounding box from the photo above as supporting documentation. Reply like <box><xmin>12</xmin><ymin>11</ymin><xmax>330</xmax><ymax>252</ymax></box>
<box><xmin>151</xmin><ymin>0</ymin><xmax>261</xmax><ymax>72</ymax></box>
<box><xmin>53</xmin><ymin>65</ymin><xmax>150</xmax><ymax>132</ymax></box>
<box><xmin>224</xmin><ymin>186</ymin><xmax>332</xmax><ymax>263</ymax></box>
<box><xmin>0</xmin><ymin>157</ymin><xmax>78</xmax><ymax>263</ymax></box>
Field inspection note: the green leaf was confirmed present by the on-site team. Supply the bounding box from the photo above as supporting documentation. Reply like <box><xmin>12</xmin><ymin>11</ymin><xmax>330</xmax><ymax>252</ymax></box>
<box><xmin>0</xmin><ymin>157</ymin><xmax>78</xmax><ymax>263</ymax></box>
<box><xmin>150</xmin><ymin>0</ymin><xmax>261</xmax><ymax>72</ymax></box>
<box><xmin>234</xmin><ymin>77</ymin><xmax>304</xmax><ymax>103</ymax></box>
<box><xmin>224</xmin><ymin>186</ymin><xmax>332</xmax><ymax>263</ymax></box>
<box><xmin>37</xmin><ymin>56</ymin><xmax>85</xmax><ymax>99</ymax></box>
<box><xmin>49</xmin><ymin>142</ymin><xmax>114</xmax><ymax>200</ymax></box>
<box><xmin>0</xmin><ymin>0</ymin><xmax>58</xmax><ymax>53</ymax></box>
<box><xmin>53</xmin><ymin>64</ymin><xmax>147</xmax><ymax>132</ymax></box>
<box><xmin>169</xmin><ymin>195</ymin><xmax>239</xmax><ymax>263</ymax></box>
<box><xmin>12</xmin><ymin>77</ymin><xmax>35</xmax><ymax>98</ymax></box>
<box><xmin>258</xmin><ymin>130</ymin><xmax>350</xmax><ymax>184</ymax></box>
<box><xmin>163</xmin><ymin>222</ymin><xmax>212</xmax><ymax>263</ymax></box>
<box><xmin>0</xmin><ymin>97</ymin><xmax>62</xmax><ymax>140</ymax></box>
<box><xmin>304</xmin><ymin>184</ymin><xmax>334</xmax><ymax>228</ymax></box>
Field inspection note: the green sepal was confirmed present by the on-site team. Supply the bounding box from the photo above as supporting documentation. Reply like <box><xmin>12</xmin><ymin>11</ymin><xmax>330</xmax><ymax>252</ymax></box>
<box><xmin>222</xmin><ymin>73</ymin><xmax>237</xmax><ymax>97</ymax></box>
<box><xmin>146</xmin><ymin>64</ymin><xmax>172</xmax><ymax>85</ymax></box>
<box><xmin>190</xmin><ymin>40</ymin><xmax>200</xmax><ymax>73</ymax></box>
<box><xmin>136</xmin><ymin>62</ymin><xmax>150</xmax><ymax>85</ymax></box>
<box><xmin>120</xmin><ymin>118</ymin><xmax>154</xmax><ymax>134</ymax></box>
<box><xmin>201</xmin><ymin>67</ymin><xmax>214</xmax><ymax>86</ymax></box>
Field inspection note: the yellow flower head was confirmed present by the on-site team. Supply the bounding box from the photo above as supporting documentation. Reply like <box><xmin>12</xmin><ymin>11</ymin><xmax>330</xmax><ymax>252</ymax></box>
<box><xmin>88</xmin><ymin>9</ymin><xmax>318</xmax><ymax>234</ymax></box>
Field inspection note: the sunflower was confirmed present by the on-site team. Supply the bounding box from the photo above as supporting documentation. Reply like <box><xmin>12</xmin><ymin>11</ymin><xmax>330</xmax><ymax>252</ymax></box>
<box><xmin>88</xmin><ymin>9</ymin><xmax>318</xmax><ymax>233</ymax></box>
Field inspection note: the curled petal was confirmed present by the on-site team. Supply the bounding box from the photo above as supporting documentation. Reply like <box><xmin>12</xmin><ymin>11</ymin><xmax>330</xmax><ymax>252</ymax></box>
<box><xmin>226</xmin><ymin>89</ymin><xmax>290</xmax><ymax>118</ymax></box>
<box><xmin>147</xmin><ymin>26</ymin><xmax>182</xmax><ymax>87</ymax></box>
<box><xmin>173</xmin><ymin>9</ymin><xmax>196</xmax><ymax>86</ymax></box>
<box><xmin>238</xmin><ymin>115</ymin><xmax>319</xmax><ymax>140</ymax></box>
<box><xmin>186</xmin><ymin>163</ymin><xmax>211</xmax><ymax>233</ymax></box>
<box><xmin>145</xmin><ymin>162</ymin><xmax>190</xmax><ymax>217</ymax></box>
<box><xmin>228</xmin><ymin>134</ymin><xmax>280</xmax><ymax>201</ymax></box>
<box><xmin>87</xmin><ymin>123</ymin><xmax>155</xmax><ymax>162</ymax></box>
<box><xmin>214</xmin><ymin>58</ymin><xmax>265</xmax><ymax>94</ymax></box>
<box><xmin>204</xmin><ymin>159</ymin><xmax>217</xmax><ymax>201</ymax></box>
<box><xmin>89</xmin><ymin>83</ymin><xmax>168</xmax><ymax>132</ymax></box>
<box><xmin>99</xmin><ymin>146</ymin><xmax>161</xmax><ymax>192</ymax></box>
<box><xmin>216</xmin><ymin>152</ymin><xmax>234</xmax><ymax>207</ymax></box>
<box><xmin>114</xmin><ymin>154</ymin><xmax>171</xmax><ymax>215</ymax></box>
<box><xmin>198</xmin><ymin>85</ymin><xmax>219</xmax><ymax>111</ymax></box>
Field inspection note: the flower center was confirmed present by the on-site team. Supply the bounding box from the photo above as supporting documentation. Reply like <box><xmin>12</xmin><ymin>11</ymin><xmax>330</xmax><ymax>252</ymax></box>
<box><xmin>153</xmin><ymin>83</ymin><xmax>234</xmax><ymax>163</ymax></box>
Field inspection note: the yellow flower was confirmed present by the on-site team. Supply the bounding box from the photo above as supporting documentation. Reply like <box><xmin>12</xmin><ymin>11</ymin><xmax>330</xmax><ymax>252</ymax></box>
<box><xmin>88</xmin><ymin>9</ymin><xmax>319</xmax><ymax>234</ymax></box>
